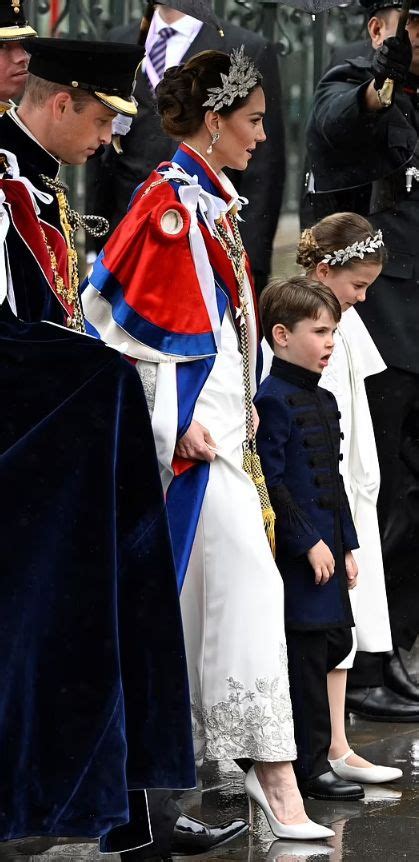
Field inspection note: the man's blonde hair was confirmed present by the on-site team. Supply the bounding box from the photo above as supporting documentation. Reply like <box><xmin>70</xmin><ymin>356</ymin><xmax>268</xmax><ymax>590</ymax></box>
<box><xmin>22</xmin><ymin>73</ymin><xmax>95</xmax><ymax>113</ymax></box>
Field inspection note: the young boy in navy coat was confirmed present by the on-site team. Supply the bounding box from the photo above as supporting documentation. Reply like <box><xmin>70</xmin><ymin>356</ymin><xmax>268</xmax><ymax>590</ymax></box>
<box><xmin>255</xmin><ymin>276</ymin><xmax>363</xmax><ymax>801</ymax></box>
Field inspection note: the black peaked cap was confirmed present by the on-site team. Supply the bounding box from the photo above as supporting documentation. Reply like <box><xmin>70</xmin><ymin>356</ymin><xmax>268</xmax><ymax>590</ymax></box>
<box><xmin>0</xmin><ymin>0</ymin><xmax>36</xmax><ymax>40</ymax></box>
<box><xmin>359</xmin><ymin>0</ymin><xmax>419</xmax><ymax>16</ymax></box>
<box><xmin>24</xmin><ymin>37</ymin><xmax>144</xmax><ymax>117</ymax></box>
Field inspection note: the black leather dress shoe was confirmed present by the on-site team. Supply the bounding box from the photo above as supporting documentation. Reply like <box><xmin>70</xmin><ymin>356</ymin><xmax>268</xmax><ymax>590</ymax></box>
<box><xmin>300</xmin><ymin>769</ymin><xmax>364</xmax><ymax>801</ymax></box>
<box><xmin>346</xmin><ymin>685</ymin><xmax>419</xmax><ymax>721</ymax></box>
<box><xmin>171</xmin><ymin>814</ymin><xmax>248</xmax><ymax>856</ymax></box>
<box><xmin>383</xmin><ymin>649</ymin><xmax>419</xmax><ymax>702</ymax></box>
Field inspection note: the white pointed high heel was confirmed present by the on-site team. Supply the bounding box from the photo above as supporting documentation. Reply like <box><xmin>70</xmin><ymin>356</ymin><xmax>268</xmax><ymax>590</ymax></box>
<box><xmin>329</xmin><ymin>749</ymin><xmax>403</xmax><ymax>784</ymax></box>
<box><xmin>244</xmin><ymin>766</ymin><xmax>335</xmax><ymax>841</ymax></box>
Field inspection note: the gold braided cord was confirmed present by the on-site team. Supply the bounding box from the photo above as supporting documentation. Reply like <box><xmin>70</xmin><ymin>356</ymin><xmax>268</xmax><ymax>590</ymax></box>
<box><xmin>215</xmin><ymin>213</ymin><xmax>276</xmax><ymax>556</ymax></box>
<box><xmin>39</xmin><ymin>222</ymin><xmax>85</xmax><ymax>333</ymax></box>
<box><xmin>39</xmin><ymin>174</ymin><xmax>88</xmax><ymax>333</ymax></box>
<box><xmin>40</xmin><ymin>174</ymin><xmax>109</xmax><ymax>238</ymax></box>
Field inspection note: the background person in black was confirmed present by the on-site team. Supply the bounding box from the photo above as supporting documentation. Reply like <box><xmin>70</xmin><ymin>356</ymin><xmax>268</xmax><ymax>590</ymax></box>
<box><xmin>304</xmin><ymin>0</ymin><xmax>419</xmax><ymax>722</ymax></box>
<box><xmin>85</xmin><ymin>3</ymin><xmax>285</xmax><ymax>295</ymax></box>
<box><xmin>300</xmin><ymin>2</ymin><xmax>397</xmax><ymax>229</ymax></box>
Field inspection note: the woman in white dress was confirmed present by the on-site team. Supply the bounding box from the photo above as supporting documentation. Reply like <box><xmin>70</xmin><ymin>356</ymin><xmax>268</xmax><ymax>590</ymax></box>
<box><xmin>297</xmin><ymin>213</ymin><xmax>401</xmax><ymax>784</ymax></box>
<box><xmin>82</xmin><ymin>48</ymin><xmax>333</xmax><ymax>839</ymax></box>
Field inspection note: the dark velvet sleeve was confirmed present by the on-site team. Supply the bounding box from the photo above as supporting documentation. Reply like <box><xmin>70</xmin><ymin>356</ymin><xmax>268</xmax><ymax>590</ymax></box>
<box><xmin>256</xmin><ymin>392</ymin><xmax>322</xmax><ymax>556</ymax></box>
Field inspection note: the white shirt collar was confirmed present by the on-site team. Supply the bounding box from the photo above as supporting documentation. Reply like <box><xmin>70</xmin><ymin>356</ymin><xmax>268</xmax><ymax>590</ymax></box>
<box><xmin>9</xmin><ymin>107</ymin><xmax>60</xmax><ymax>172</ymax></box>
<box><xmin>146</xmin><ymin>9</ymin><xmax>202</xmax><ymax>45</ymax></box>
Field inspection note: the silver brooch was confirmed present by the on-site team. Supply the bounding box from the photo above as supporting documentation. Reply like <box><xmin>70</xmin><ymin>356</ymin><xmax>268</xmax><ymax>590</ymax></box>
<box><xmin>203</xmin><ymin>45</ymin><xmax>260</xmax><ymax>112</ymax></box>
<box><xmin>321</xmin><ymin>230</ymin><xmax>384</xmax><ymax>266</ymax></box>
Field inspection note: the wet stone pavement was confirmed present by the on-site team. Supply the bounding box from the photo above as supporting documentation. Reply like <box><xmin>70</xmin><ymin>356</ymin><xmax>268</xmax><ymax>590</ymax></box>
<box><xmin>2</xmin><ymin>648</ymin><xmax>419</xmax><ymax>862</ymax></box>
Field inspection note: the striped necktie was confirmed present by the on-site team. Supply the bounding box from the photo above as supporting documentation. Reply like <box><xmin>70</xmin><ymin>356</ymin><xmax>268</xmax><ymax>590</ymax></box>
<box><xmin>148</xmin><ymin>27</ymin><xmax>175</xmax><ymax>84</ymax></box>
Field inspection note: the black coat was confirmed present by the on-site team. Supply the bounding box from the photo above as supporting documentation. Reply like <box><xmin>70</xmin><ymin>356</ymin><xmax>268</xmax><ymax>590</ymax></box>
<box><xmin>305</xmin><ymin>57</ymin><xmax>419</xmax><ymax>373</ymax></box>
<box><xmin>299</xmin><ymin>41</ymin><xmax>374</xmax><ymax>228</ymax></box>
<box><xmin>0</xmin><ymin>110</ymin><xmax>72</xmax><ymax>325</ymax></box>
<box><xmin>255</xmin><ymin>356</ymin><xmax>357</xmax><ymax>630</ymax></box>
<box><xmin>328</xmin><ymin>39</ymin><xmax>373</xmax><ymax>66</ymax></box>
<box><xmin>85</xmin><ymin>20</ymin><xmax>285</xmax><ymax>284</ymax></box>
<box><xmin>307</xmin><ymin>57</ymin><xmax>417</xmax><ymax>192</ymax></box>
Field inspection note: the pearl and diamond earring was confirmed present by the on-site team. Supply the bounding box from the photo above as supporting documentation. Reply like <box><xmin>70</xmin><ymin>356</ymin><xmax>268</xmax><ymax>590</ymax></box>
<box><xmin>206</xmin><ymin>132</ymin><xmax>220</xmax><ymax>155</ymax></box>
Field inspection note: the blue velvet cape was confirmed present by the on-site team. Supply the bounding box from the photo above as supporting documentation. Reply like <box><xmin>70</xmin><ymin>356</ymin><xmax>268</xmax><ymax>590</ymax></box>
<box><xmin>0</xmin><ymin>319</ymin><xmax>195</xmax><ymax>844</ymax></box>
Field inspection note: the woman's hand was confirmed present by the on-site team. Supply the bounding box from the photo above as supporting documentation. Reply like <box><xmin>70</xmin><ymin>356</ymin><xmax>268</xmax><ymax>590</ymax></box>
<box><xmin>345</xmin><ymin>551</ymin><xmax>358</xmax><ymax>590</ymax></box>
<box><xmin>307</xmin><ymin>540</ymin><xmax>335</xmax><ymax>586</ymax></box>
<box><xmin>175</xmin><ymin>420</ymin><xmax>217</xmax><ymax>463</ymax></box>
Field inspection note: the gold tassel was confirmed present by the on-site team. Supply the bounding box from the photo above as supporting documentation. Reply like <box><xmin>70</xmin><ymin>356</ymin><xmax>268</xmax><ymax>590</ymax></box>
<box><xmin>262</xmin><ymin>505</ymin><xmax>276</xmax><ymax>557</ymax></box>
<box><xmin>243</xmin><ymin>448</ymin><xmax>276</xmax><ymax>556</ymax></box>
<box><xmin>251</xmin><ymin>452</ymin><xmax>276</xmax><ymax>556</ymax></box>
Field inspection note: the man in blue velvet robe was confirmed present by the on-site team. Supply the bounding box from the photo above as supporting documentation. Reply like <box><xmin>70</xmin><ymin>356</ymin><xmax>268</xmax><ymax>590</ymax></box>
<box><xmin>0</xmin><ymin>315</ymin><xmax>196</xmax><ymax>853</ymax></box>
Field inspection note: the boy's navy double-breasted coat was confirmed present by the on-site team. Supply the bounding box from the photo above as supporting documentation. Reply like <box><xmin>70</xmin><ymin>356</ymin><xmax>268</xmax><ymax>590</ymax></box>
<box><xmin>255</xmin><ymin>356</ymin><xmax>358</xmax><ymax>630</ymax></box>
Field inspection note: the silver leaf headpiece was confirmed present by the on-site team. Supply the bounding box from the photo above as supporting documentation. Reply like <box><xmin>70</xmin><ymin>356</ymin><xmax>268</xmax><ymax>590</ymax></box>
<box><xmin>203</xmin><ymin>45</ymin><xmax>260</xmax><ymax>112</ymax></box>
<box><xmin>321</xmin><ymin>230</ymin><xmax>384</xmax><ymax>266</ymax></box>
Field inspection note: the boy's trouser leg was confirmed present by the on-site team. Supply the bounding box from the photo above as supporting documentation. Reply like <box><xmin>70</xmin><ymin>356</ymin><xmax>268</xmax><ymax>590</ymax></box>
<box><xmin>286</xmin><ymin>628</ymin><xmax>352</xmax><ymax>782</ymax></box>
<box><xmin>326</xmin><ymin>628</ymin><xmax>354</xmax><ymax>673</ymax></box>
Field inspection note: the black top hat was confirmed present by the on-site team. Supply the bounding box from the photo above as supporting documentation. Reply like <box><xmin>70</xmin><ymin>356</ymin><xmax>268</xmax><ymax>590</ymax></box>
<box><xmin>23</xmin><ymin>37</ymin><xmax>144</xmax><ymax>117</ymax></box>
<box><xmin>0</xmin><ymin>0</ymin><xmax>36</xmax><ymax>40</ymax></box>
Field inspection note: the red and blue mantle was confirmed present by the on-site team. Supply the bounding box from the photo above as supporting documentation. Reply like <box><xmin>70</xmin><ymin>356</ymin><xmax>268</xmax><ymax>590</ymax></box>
<box><xmin>85</xmin><ymin>145</ymin><xmax>255</xmax><ymax>590</ymax></box>
<box><xmin>87</xmin><ymin>144</ymin><xmax>252</xmax><ymax>356</ymax></box>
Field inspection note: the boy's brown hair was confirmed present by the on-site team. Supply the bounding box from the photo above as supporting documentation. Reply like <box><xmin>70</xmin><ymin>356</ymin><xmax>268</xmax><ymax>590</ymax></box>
<box><xmin>260</xmin><ymin>275</ymin><xmax>342</xmax><ymax>350</ymax></box>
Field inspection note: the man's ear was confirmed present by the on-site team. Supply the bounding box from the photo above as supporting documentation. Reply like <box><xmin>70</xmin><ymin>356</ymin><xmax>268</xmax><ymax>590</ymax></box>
<box><xmin>51</xmin><ymin>91</ymin><xmax>73</xmax><ymax>120</ymax></box>
<box><xmin>368</xmin><ymin>15</ymin><xmax>384</xmax><ymax>47</ymax></box>
<box><xmin>272</xmin><ymin>323</ymin><xmax>289</xmax><ymax>348</ymax></box>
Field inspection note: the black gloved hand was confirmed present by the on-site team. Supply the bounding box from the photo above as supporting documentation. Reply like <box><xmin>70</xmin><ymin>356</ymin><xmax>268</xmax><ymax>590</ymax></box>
<box><xmin>372</xmin><ymin>33</ymin><xmax>412</xmax><ymax>90</ymax></box>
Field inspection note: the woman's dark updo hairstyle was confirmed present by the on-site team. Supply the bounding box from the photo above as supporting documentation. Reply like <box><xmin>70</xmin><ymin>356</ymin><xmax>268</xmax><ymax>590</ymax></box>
<box><xmin>156</xmin><ymin>49</ymin><xmax>262</xmax><ymax>140</ymax></box>
<box><xmin>296</xmin><ymin>212</ymin><xmax>387</xmax><ymax>271</ymax></box>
